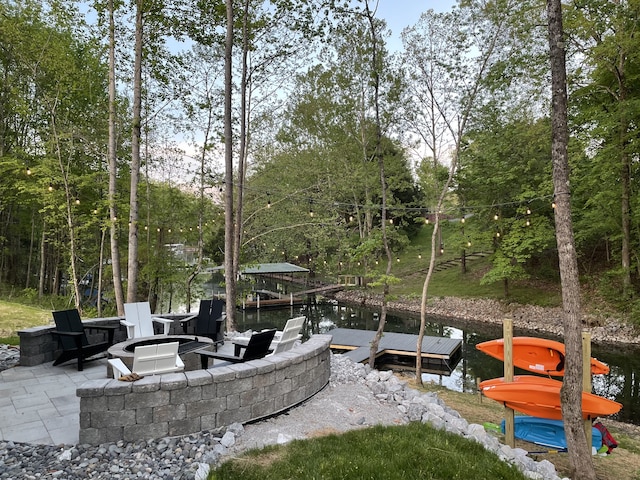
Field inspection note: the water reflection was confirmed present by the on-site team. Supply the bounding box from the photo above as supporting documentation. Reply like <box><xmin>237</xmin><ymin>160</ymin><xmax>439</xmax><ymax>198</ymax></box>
<box><xmin>233</xmin><ymin>299</ymin><xmax>640</xmax><ymax>426</ymax></box>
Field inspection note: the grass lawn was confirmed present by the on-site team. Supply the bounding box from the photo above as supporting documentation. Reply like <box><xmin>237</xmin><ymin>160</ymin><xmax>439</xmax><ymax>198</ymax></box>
<box><xmin>0</xmin><ymin>301</ymin><xmax>53</xmax><ymax>342</ymax></box>
<box><xmin>211</xmin><ymin>422</ymin><xmax>530</xmax><ymax>480</ymax></box>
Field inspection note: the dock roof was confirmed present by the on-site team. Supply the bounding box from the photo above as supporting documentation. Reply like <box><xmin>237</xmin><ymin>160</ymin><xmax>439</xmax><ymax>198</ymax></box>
<box><xmin>240</xmin><ymin>262</ymin><xmax>309</xmax><ymax>274</ymax></box>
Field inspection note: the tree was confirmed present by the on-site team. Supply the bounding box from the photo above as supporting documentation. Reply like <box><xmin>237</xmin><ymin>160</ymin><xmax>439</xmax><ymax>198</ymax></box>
<box><xmin>107</xmin><ymin>0</ymin><xmax>125</xmax><ymax>315</ymax></box>
<box><xmin>567</xmin><ymin>0</ymin><xmax>640</xmax><ymax>300</ymax></box>
<box><xmin>457</xmin><ymin>116</ymin><xmax>556</xmax><ymax>296</ymax></box>
<box><xmin>402</xmin><ymin>0</ymin><xmax>535</xmax><ymax>383</ymax></box>
<box><xmin>547</xmin><ymin>0</ymin><xmax>595</xmax><ymax>477</ymax></box>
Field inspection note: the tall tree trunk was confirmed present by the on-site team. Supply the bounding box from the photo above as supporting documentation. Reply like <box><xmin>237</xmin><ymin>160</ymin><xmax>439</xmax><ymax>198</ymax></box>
<box><xmin>619</xmin><ymin>78</ymin><xmax>631</xmax><ymax>296</ymax></box>
<box><xmin>108</xmin><ymin>0</ymin><xmax>124</xmax><ymax>315</ymax></box>
<box><xmin>232</xmin><ymin>0</ymin><xmax>250</xmax><ymax>316</ymax></box>
<box><xmin>224</xmin><ymin>0</ymin><xmax>237</xmax><ymax>331</ymax></box>
<box><xmin>38</xmin><ymin>219</ymin><xmax>46</xmax><ymax>298</ymax></box>
<box><xmin>50</xmin><ymin>105</ymin><xmax>82</xmax><ymax>312</ymax></box>
<box><xmin>547</xmin><ymin>1</ymin><xmax>595</xmax><ymax>478</ymax></box>
<box><xmin>97</xmin><ymin>226</ymin><xmax>106</xmax><ymax>317</ymax></box>
<box><xmin>127</xmin><ymin>0</ymin><xmax>143</xmax><ymax>303</ymax></box>
<box><xmin>25</xmin><ymin>212</ymin><xmax>35</xmax><ymax>289</ymax></box>
<box><xmin>364</xmin><ymin>1</ymin><xmax>390</xmax><ymax>368</ymax></box>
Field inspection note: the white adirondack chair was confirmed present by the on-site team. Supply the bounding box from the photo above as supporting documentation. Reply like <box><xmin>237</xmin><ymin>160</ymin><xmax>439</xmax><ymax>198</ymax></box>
<box><xmin>108</xmin><ymin>341</ymin><xmax>184</xmax><ymax>378</ymax></box>
<box><xmin>121</xmin><ymin>302</ymin><xmax>173</xmax><ymax>339</ymax></box>
<box><xmin>232</xmin><ymin>316</ymin><xmax>305</xmax><ymax>356</ymax></box>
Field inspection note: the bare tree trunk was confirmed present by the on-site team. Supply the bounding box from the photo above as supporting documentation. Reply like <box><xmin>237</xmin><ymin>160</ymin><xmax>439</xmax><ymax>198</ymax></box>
<box><xmin>25</xmin><ymin>212</ymin><xmax>35</xmax><ymax>289</ymax></box>
<box><xmin>108</xmin><ymin>0</ymin><xmax>124</xmax><ymax>315</ymax></box>
<box><xmin>97</xmin><ymin>226</ymin><xmax>106</xmax><ymax>317</ymax></box>
<box><xmin>363</xmin><ymin>2</ymin><xmax>391</xmax><ymax>368</ymax></box>
<box><xmin>231</xmin><ymin>0</ymin><xmax>250</xmax><ymax>320</ymax></box>
<box><xmin>619</xmin><ymin>81</ymin><xmax>631</xmax><ymax>295</ymax></box>
<box><xmin>50</xmin><ymin>104</ymin><xmax>82</xmax><ymax>312</ymax></box>
<box><xmin>223</xmin><ymin>0</ymin><xmax>237</xmax><ymax>331</ymax></box>
<box><xmin>547</xmin><ymin>1</ymin><xmax>595</xmax><ymax>478</ymax></box>
<box><xmin>127</xmin><ymin>0</ymin><xmax>143</xmax><ymax>303</ymax></box>
<box><xmin>38</xmin><ymin>219</ymin><xmax>46</xmax><ymax>298</ymax></box>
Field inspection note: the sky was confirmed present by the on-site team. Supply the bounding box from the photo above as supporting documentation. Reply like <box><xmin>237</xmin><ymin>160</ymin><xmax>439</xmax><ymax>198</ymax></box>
<box><xmin>375</xmin><ymin>0</ymin><xmax>458</xmax><ymax>50</ymax></box>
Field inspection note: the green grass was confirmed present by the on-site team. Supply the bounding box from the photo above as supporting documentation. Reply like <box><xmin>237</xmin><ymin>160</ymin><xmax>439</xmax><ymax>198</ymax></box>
<box><xmin>362</xmin><ymin>224</ymin><xmax>563</xmax><ymax>307</ymax></box>
<box><xmin>0</xmin><ymin>300</ymin><xmax>53</xmax><ymax>341</ymax></box>
<box><xmin>210</xmin><ymin>422</ymin><xmax>529</xmax><ymax>480</ymax></box>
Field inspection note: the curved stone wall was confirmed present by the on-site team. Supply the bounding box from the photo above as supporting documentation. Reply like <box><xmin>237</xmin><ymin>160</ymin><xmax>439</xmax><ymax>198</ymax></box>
<box><xmin>76</xmin><ymin>334</ymin><xmax>332</xmax><ymax>444</ymax></box>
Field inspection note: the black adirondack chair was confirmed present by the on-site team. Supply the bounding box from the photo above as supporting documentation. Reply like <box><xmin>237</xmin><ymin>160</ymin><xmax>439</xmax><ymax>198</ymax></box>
<box><xmin>52</xmin><ymin>309</ymin><xmax>117</xmax><ymax>371</ymax></box>
<box><xmin>197</xmin><ymin>329</ymin><xmax>276</xmax><ymax>369</ymax></box>
<box><xmin>180</xmin><ymin>299</ymin><xmax>225</xmax><ymax>348</ymax></box>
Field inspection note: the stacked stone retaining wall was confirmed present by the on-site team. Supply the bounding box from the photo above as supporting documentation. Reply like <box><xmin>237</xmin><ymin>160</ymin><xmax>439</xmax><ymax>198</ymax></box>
<box><xmin>76</xmin><ymin>334</ymin><xmax>332</xmax><ymax>444</ymax></box>
<box><xmin>18</xmin><ymin>315</ymin><xmax>189</xmax><ymax>367</ymax></box>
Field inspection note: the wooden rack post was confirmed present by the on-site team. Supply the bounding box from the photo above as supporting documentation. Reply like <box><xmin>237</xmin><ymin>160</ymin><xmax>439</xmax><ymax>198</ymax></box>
<box><xmin>503</xmin><ymin>318</ymin><xmax>515</xmax><ymax>447</ymax></box>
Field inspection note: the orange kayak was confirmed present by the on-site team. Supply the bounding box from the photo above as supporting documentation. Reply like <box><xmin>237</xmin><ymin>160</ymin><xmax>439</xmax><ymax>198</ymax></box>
<box><xmin>476</xmin><ymin>337</ymin><xmax>610</xmax><ymax>376</ymax></box>
<box><xmin>478</xmin><ymin>375</ymin><xmax>561</xmax><ymax>390</ymax></box>
<box><xmin>481</xmin><ymin>379</ymin><xmax>622</xmax><ymax>420</ymax></box>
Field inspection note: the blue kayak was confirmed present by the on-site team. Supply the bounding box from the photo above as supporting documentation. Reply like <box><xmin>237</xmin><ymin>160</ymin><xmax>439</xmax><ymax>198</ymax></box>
<box><xmin>501</xmin><ymin>416</ymin><xmax>602</xmax><ymax>450</ymax></box>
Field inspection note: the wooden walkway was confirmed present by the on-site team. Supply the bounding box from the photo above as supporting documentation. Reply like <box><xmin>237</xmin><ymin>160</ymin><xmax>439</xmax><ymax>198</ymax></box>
<box><xmin>296</xmin><ymin>284</ymin><xmax>344</xmax><ymax>296</ymax></box>
<box><xmin>329</xmin><ymin>328</ymin><xmax>462</xmax><ymax>373</ymax></box>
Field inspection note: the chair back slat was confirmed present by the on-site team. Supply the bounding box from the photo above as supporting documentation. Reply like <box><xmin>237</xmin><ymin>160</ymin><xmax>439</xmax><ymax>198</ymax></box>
<box><xmin>195</xmin><ymin>299</ymin><xmax>224</xmax><ymax>339</ymax></box>
<box><xmin>244</xmin><ymin>329</ymin><xmax>276</xmax><ymax>360</ymax></box>
<box><xmin>124</xmin><ymin>302</ymin><xmax>156</xmax><ymax>337</ymax></box>
<box><xmin>53</xmin><ymin>309</ymin><xmax>89</xmax><ymax>350</ymax></box>
<box><xmin>132</xmin><ymin>341</ymin><xmax>181</xmax><ymax>375</ymax></box>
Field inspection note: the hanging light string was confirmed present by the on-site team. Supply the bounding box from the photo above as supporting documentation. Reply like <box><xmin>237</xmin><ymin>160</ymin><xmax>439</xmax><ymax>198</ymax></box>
<box><xmin>36</xmin><ymin>171</ymin><xmax>556</xmax><ymax>245</ymax></box>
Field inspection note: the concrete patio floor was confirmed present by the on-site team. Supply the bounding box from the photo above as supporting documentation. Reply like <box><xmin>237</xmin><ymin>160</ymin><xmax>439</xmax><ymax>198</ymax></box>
<box><xmin>0</xmin><ymin>340</ymin><xmax>237</xmax><ymax>446</ymax></box>
<box><xmin>0</xmin><ymin>357</ymin><xmax>108</xmax><ymax>445</ymax></box>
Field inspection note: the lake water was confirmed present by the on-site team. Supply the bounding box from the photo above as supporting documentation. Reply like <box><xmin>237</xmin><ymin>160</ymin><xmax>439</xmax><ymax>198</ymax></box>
<box><xmin>232</xmin><ymin>299</ymin><xmax>640</xmax><ymax>426</ymax></box>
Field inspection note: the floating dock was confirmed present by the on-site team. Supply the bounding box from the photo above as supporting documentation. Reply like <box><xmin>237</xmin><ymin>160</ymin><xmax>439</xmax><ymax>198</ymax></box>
<box><xmin>329</xmin><ymin>328</ymin><xmax>462</xmax><ymax>374</ymax></box>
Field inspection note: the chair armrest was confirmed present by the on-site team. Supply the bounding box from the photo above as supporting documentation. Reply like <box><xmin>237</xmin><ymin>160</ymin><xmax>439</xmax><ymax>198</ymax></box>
<box><xmin>152</xmin><ymin>316</ymin><xmax>173</xmax><ymax>335</ymax></box>
<box><xmin>108</xmin><ymin>358</ymin><xmax>131</xmax><ymax>378</ymax></box>
<box><xmin>197</xmin><ymin>349</ymin><xmax>243</xmax><ymax>368</ymax></box>
<box><xmin>179</xmin><ymin>314</ymin><xmax>198</xmax><ymax>325</ymax></box>
<box><xmin>85</xmin><ymin>325</ymin><xmax>118</xmax><ymax>332</ymax></box>
<box><xmin>120</xmin><ymin>320</ymin><xmax>135</xmax><ymax>339</ymax></box>
<box><xmin>51</xmin><ymin>330</ymin><xmax>84</xmax><ymax>338</ymax></box>
<box><xmin>84</xmin><ymin>325</ymin><xmax>117</xmax><ymax>344</ymax></box>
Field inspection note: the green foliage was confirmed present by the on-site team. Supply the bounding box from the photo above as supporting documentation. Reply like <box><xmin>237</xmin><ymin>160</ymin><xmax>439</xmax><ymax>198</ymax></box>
<box><xmin>211</xmin><ymin>422</ymin><xmax>528</xmax><ymax>480</ymax></box>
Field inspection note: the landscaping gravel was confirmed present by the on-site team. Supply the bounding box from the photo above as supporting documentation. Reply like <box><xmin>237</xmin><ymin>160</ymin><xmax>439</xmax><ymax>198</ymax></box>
<box><xmin>0</xmin><ymin>349</ymin><xmax>566</xmax><ymax>480</ymax></box>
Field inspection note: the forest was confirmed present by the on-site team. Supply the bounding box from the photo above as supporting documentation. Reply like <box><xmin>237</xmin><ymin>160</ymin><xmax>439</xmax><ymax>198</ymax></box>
<box><xmin>1</xmin><ymin>0</ymin><xmax>639</xmax><ymax>319</ymax></box>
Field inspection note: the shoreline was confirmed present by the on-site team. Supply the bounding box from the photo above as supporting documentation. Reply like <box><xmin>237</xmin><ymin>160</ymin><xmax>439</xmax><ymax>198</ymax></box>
<box><xmin>333</xmin><ymin>290</ymin><xmax>640</xmax><ymax>347</ymax></box>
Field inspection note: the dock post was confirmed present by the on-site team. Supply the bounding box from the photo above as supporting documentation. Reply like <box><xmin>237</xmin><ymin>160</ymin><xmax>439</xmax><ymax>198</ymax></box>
<box><xmin>290</xmin><ymin>293</ymin><xmax>293</xmax><ymax>305</ymax></box>
<box><xmin>503</xmin><ymin>318</ymin><xmax>515</xmax><ymax>448</ymax></box>
<box><xmin>583</xmin><ymin>332</ymin><xmax>593</xmax><ymax>450</ymax></box>
<box><xmin>257</xmin><ymin>294</ymin><xmax>260</xmax><ymax>309</ymax></box>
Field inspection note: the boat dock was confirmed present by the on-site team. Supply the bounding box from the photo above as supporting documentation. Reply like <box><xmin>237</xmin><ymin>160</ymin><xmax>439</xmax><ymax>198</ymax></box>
<box><xmin>329</xmin><ymin>328</ymin><xmax>462</xmax><ymax>373</ymax></box>
<box><xmin>241</xmin><ymin>290</ymin><xmax>305</xmax><ymax>309</ymax></box>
